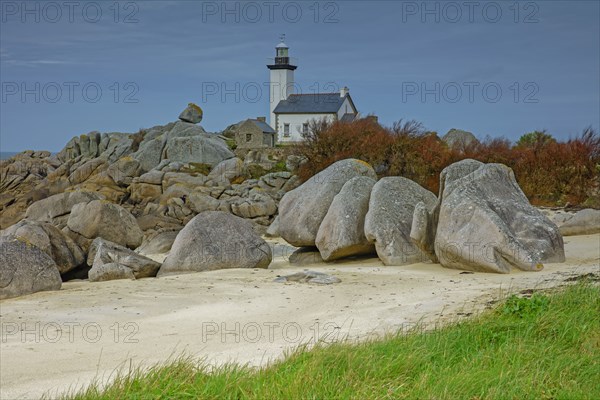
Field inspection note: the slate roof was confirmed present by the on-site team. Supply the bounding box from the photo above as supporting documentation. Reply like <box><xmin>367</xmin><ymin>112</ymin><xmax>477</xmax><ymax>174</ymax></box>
<box><xmin>249</xmin><ymin>119</ymin><xmax>276</xmax><ymax>133</ymax></box>
<box><xmin>273</xmin><ymin>93</ymin><xmax>354</xmax><ymax>114</ymax></box>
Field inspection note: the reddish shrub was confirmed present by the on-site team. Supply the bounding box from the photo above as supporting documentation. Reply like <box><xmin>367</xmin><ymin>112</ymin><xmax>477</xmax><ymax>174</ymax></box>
<box><xmin>296</xmin><ymin>119</ymin><xmax>599</xmax><ymax>207</ymax></box>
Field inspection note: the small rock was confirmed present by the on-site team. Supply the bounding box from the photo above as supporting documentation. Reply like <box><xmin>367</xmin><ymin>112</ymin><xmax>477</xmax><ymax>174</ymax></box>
<box><xmin>274</xmin><ymin>270</ymin><xmax>341</xmax><ymax>285</ymax></box>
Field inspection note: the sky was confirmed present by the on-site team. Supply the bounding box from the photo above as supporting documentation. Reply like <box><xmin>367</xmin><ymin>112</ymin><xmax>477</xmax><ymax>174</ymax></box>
<box><xmin>1</xmin><ymin>0</ymin><xmax>599</xmax><ymax>152</ymax></box>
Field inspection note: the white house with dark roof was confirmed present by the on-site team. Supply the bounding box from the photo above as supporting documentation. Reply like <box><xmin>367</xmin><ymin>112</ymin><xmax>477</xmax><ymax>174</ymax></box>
<box><xmin>267</xmin><ymin>36</ymin><xmax>358</xmax><ymax>143</ymax></box>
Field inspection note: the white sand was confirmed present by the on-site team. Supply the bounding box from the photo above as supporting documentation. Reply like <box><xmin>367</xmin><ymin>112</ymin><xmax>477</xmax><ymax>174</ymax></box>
<box><xmin>1</xmin><ymin>234</ymin><xmax>598</xmax><ymax>399</ymax></box>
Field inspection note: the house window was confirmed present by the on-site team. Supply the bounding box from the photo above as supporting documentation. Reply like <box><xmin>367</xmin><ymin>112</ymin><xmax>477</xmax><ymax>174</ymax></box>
<box><xmin>302</xmin><ymin>123</ymin><xmax>309</xmax><ymax>134</ymax></box>
<box><xmin>283</xmin><ymin>123</ymin><xmax>290</xmax><ymax>137</ymax></box>
<box><xmin>246</xmin><ymin>134</ymin><xmax>252</xmax><ymax>142</ymax></box>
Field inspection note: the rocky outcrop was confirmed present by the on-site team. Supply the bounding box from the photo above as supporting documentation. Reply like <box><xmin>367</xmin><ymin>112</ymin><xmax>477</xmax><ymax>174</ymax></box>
<box><xmin>1</xmin><ymin>220</ymin><xmax>85</xmax><ymax>274</ymax></box>
<box><xmin>25</xmin><ymin>191</ymin><xmax>104</xmax><ymax>228</ymax></box>
<box><xmin>106</xmin><ymin>156</ymin><xmax>142</xmax><ymax>186</ymax></box>
<box><xmin>278</xmin><ymin>159</ymin><xmax>378</xmax><ymax>247</ymax></box>
<box><xmin>133</xmin><ymin>121</ymin><xmax>233</xmax><ymax>172</ymax></box>
<box><xmin>162</xmin><ymin>122</ymin><xmax>234</xmax><ymax>166</ymax></box>
<box><xmin>415</xmin><ymin>159</ymin><xmax>565</xmax><ymax>273</ymax></box>
<box><xmin>0</xmin><ymin>235</ymin><xmax>62</xmax><ymax>299</ymax></box>
<box><xmin>158</xmin><ymin>211</ymin><xmax>272</xmax><ymax>276</ymax></box>
<box><xmin>87</xmin><ymin>238</ymin><xmax>161</xmax><ymax>282</ymax></box>
<box><xmin>66</xmin><ymin>200</ymin><xmax>143</xmax><ymax>250</ymax></box>
<box><xmin>130</xmin><ymin>170</ymin><xmax>164</xmax><ymax>205</ymax></box>
<box><xmin>56</xmin><ymin>132</ymin><xmax>135</xmax><ymax>164</ymax></box>
<box><xmin>364</xmin><ymin>177</ymin><xmax>437</xmax><ymax>265</ymax></box>
<box><xmin>316</xmin><ymin>176</ymin><xmax>376</xmax><ymax>261</ymax></box>
<box><xmin>0</xmin><ymin>151</ymin><xmax>58</xmax><ymax>229</ymax></box>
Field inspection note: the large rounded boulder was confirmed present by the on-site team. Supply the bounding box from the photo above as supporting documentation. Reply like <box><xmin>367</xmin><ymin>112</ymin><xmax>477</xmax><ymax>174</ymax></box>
<box><xmin>158</xmin><ymin>211</ymin><xmax>272</xmax><ymax>276</ymax></box>
<box><xmin>66</xmin><ymin>200</ymin><xmax>143</xmax><ymax>249</ymax></box>
<box><xmin>1</xmin><ymin>219</ymin><xmax>85</xmax><ymax>274</ymax></box>
<box><xmin>364</xmin><ymin>177</ymin><xmax>437</xmax><ymax>265</ymax></box>
<box><xmin>316</xmin><ymin>176</ymin><xmax>376</xmax><ymax>261</ymax></box>
<box><xmin>278</xmin><ymin>159</ymin><xmax>377</xmax><ymax>247</ymax></box>
<box><xmin>0</xmin><ymin>235</ymin><xmax>62</xmax><ymax>300</ymax></box>
<box><xmin>430</xmin><ymin>160</ymin><xmax>565</xmax><ymax>273</ymax></box>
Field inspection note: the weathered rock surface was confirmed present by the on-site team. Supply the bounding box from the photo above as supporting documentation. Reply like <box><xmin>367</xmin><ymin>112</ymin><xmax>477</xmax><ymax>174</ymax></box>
<box><xmin>158</xmin><ymin>211</ymin><xmax>272</xmax><ymax>276</ymax></box>
<box><xmin>0</xmin><ymin>151</ymin><xmax>57</xmax><ymax>229</ymax></box>
<box><xmin>364</xmin><ymin>177</ymin><xmax>437</xmax><ymax>265</ymax></box>
<box><xmin>278</xmin><ymin>159</ymin><xmax>377</xmax><ymax>247</ymax></box>
<box><xmin>87</xmin><ymin>238</ymin><xmax>161</xmax><ymax>282</ymax></box>
<box><xmin>557</xmin><ymin>209</ymin><xmax>600</xmax><ymax>236</ymax></box>
<box><xmin>1</xmin><ymin>220</ymin><xmax>85</xmax><ymax>274</ymax></box>
<box><xmin>162</xmin><ymin>122</ymin><xmax>234</xmax><ymax>166</ymax></box>
<box><xmin>106</xmin><ymin>156</ymin><xmax>142</xmax><ymax>186</ymax></box>
<box><xmin>136</xmin><ymin>229</ymin><xmax>180</xmax><ymax>256</ymax></box>
<box><xmin>285</xmin><ymin>155</ymin><xmax>307</xmax><ymax>173</ymax></box>
<box><xmin>208</xmin><ymin>157</ymin><xmax>246</xmax><ymax>183</ymax></box>
<box><xmin>88</xmin><ymin>263</ymin><xmax>135</xmax><ymax>282</ymax></box>
<box><xmin>258</xmin><ymin>172</ymin><xmax>292</xmax><ymax>192</ymax></box>
<box><xmin>0</xmin><ymin>235</ymin><xmax>62</xmax><ymax>299</ymax></box>
<box><xmin>133</xmin><ymin>139</ymin><xmax>167</xmax><ymax>173</ymax></box>
<box><xmin>231</xmin><ymin>191</ymin><xmax>277</xmax><ymax>219</ymax></box>
<box><xmin>316</xmin><ymin>176</ymin><xmax>376</xmax><ymax>261</ymax></box>
<box><xmin>186</xmin><ymin>192</ymin><xmax>221</xmax><ymax>214</ymax></box>
<box><xmin>265</xmin><ymin>215</ymin><xmax>280</xmax><ymax>237</ymax></box>
<box><xmin>67</xmin><ymin>200</ymin><xmax>143</xmax><ymax>249</ymax></box>
<box><xmin>25</xmin><ymin>191</ymin><xmax>104</xmax><ymax>227</ymax></box>
<box><xmin>288</xmin><ymin>247</ymin><xmax>324</xmax><ymax>266</ymax></box>
<box><xmin>429</xmin><ymin>160</ymin><xmax>565</xmax><ymax>273</ymax></box>
<box><xmin>244</xmin><ymin>150</ymin><xmax>274</xmax><ymax>169</ymax></box>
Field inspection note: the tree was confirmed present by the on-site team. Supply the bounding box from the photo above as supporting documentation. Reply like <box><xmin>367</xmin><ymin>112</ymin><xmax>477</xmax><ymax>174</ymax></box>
<box><xmin>516</xmin><ymin>130</ymin><xmax>556</xmax><ymax>148</ymax></box>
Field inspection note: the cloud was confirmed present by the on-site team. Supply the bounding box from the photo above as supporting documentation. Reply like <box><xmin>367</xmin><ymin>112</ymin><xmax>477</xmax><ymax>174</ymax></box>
<box><xmin>2</xmin><ymin>59</ymin><xmax>72</xmax><ymax>67</ymax></box>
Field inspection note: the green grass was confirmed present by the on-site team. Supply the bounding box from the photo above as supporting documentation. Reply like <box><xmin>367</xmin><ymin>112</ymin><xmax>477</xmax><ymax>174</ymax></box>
<box><xmin>62</xmin><ymin>282</ymin><xmax>600</xmax><ymax>400</ymax></box>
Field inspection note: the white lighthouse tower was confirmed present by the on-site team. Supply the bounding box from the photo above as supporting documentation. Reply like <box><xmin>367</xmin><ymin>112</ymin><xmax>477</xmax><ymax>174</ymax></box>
<box><xmin>267</xmin><ymin>35</ymin><xmax>297</xmax><ymax>129</ymax></box>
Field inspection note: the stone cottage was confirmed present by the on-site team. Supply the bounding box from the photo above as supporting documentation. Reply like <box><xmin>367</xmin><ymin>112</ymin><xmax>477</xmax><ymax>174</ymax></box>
<box><xmin>235</xmin><ymin>117</ymin><xmax>277</xmax><ymax>149</ymax></box>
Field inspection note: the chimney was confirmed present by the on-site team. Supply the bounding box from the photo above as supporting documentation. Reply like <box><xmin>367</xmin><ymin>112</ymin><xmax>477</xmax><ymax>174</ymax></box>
<box><xmin>340</xmin><ymin>86</ymin><xmax>349</xmax><ymax>97</ymax></box>
<box><xmin>257</xmin><ymin>116</ymin><xmax>266</xmax><ymax>122</ymax></box>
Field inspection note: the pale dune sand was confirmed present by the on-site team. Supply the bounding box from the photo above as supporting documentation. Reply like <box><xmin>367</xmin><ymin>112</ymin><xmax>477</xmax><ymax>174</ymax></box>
<box><xmin>1</xmin><ymin>234</ymin><xmax>598</xmax><ymax>399</ymax></box>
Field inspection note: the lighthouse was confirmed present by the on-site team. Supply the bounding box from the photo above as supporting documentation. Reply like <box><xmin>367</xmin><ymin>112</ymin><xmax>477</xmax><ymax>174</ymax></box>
<box><xmin>267</xmin><ymin>35</ymin><xmax>297</xmax><ymax>129</ymax></box>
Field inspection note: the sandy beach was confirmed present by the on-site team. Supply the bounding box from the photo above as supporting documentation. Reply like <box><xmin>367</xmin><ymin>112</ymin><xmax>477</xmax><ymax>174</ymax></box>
<box><xmin>1</xmin><ymin>234</ymin><xmax>598</xmax><ymax>399</ymax></box>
